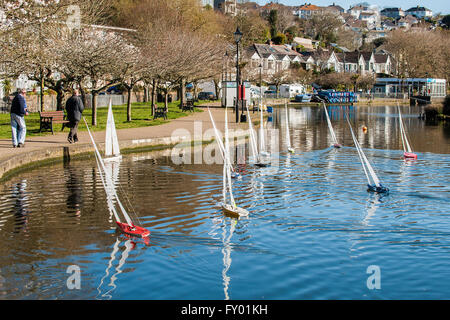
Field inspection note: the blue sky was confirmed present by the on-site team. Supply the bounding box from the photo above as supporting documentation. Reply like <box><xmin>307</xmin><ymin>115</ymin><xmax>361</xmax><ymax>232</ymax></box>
<box><xmin>255</xmin><ymin>1</ymin><xmax>449</xmax><ymax>14</ymax></box>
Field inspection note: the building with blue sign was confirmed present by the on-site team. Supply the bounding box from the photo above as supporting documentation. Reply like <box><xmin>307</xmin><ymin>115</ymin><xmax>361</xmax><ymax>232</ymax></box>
<box><xmin>373</xmin><ymin>78</ymin><xmax>447</xmax><ymax>98</ymax></box>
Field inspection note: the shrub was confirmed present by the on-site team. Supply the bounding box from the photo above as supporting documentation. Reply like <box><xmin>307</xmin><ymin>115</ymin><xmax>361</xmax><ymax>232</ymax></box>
<box><xmin>443</xmin><ymin>95</ymin><xmax>450</xmax><ymax>116</ymax></box>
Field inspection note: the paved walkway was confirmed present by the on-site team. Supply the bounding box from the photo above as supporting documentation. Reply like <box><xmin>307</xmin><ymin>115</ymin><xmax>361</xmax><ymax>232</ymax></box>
<box><xmin>0</xmin><ymin>106</ymin><xmax>252</xmax><ymax>178</ymax></box>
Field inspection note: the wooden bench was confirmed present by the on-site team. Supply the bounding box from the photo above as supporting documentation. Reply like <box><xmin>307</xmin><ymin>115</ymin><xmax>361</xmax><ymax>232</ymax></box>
<box><xmin>153</xmin><ymin>107</ymin><xmax>168</xmax><ymax>120</ymax></box>
<box><xmin>181</xmin><ymin>100</ymin><xmax>195</xmax><ymax>112</ymax></box>
<box><xmin>39</xmin><ymin>111</ymin><xmax>70</xmax><ymax>134</ymax></box>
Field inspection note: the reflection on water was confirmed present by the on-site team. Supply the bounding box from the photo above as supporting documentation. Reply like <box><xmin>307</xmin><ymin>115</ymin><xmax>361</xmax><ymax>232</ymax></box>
<box><xmin>96</xmin><ymin>238</ymin><xmax>134</xmax><ymax>300</ymax></box>
<box><xmin>0</xmin><ymin>105</ymin><xmax>449</xmax><ymax>299</ymax></box>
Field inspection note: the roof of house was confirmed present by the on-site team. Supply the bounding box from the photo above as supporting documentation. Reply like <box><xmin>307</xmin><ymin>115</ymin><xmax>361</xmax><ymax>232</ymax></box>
<box><xmin>250</xmin><ymin>43</ymin><xmax>302</xmax><ymax>61</ymax></box>
<box><xmin>349</xmin><ymin>5</ymin><xmax>368</xmax><ymax>11</ymax></box>
<box><xmin>360</xmin><ymin>11</ymin><xmax>376</xmax><ymax>16</ymax></box>
<box><xmin>383</xmin><ymin>20</ymin><xmax>397</xmax><ymax>27</ymax></box>
<box><xmin>360</xmin><ymin>52</ymin><xmax>373</xmax><ymax>62</ymax></box>
<box><xmin>406</xmin><ymin>6</ymin><xmax>431</xmax><ymax>12</ymax></box>
<box><xmin>374</xmin><ymin>53</ymin><xmax>389</xmax><ymax>63</ymax></box>
<box><xmin>328</xmin><ymin>4</ymin><xmax>345</xmax><ymax>12</ymax></box>
<box><xmin>298</xmin><ymin>4</ymin><xmax>321</xmax><ymax>11</ymax></box>
<box><xmin>404</xmin><ymin>14</ymin><xmax>419</xmax><ymax>22</ymax></box>
<box><xmin>381</xmin><ymin>7</ymin><xmax>403</xmax><ymax>12</ymax></box>
<box><xmin>342</xmin><ymin>51</ymin><xmax>362</xmax><ymax>63</ymax></box>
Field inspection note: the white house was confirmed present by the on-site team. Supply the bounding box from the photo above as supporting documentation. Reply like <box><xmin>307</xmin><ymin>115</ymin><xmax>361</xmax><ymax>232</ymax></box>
<box><xmin>359</xmin><ymin>11</ymin><xmax>379</xmax><ymax>29</ymax></box>
<box><xmin>246</xmin><ymin>43</ymin><xmax>307</xmax><ymax>76</ymax></box>
<box><xmin>405</xmin><ymin>6</ymin><xmax>432</xmax><ymax>19</ymax></box>
<box><xmin>380</xmin><ymin>7</ymin><xmax>404</xmax><ymax>19</ymax></box>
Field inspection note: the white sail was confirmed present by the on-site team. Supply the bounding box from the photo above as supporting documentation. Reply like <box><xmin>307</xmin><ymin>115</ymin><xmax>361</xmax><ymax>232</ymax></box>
<box><xmin>223</xmin><ymin>107</ymin><xmax>236</xmax><ymax>207</ymax></box>
<box><xmin>83</xmin><ymin>118</ymin><xmax>133</xmax><ymax>226</ymax></box>
<box><xmin>208</xmin><ymin>107</ymin><xmax>226</xmax><ymax>161</ymax></box>
<box><xmin>259</xmin><ymin>104</ymin><xmax>266</xmax><ymax>154</ymax></box>
<box><xmin>245</xmin><ymin>103</ymin><xmax>258</xmax><ymax>161</ymax></box>
<box><xmin>105</xmin><ymin>100</ymin><xmax>121</xmax><ymax>158</ymax></box>
<box><xmin>323</xmin><ymin>102</ymin><xmax>338</xmax><ymax>145</ymax></box>
<box><xmin>346</xmin><ymin>115</ymin><xmax>381</xmax><ymax>187</ymax></box>
<box><xmin>398</xmin><ymin>106</ymin><xmax>413</xmax><ymax>153</ymax></box>
<box><xmin>285</xmin><ymin>102</ymin><xmax>292</xmax><ymax>149</ymax></box>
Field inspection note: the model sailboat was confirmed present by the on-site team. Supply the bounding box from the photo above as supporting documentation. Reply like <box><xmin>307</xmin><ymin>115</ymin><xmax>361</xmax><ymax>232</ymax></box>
<box><xmin>345</xmin><ymin>114</ymin><xmax>389</xmax><ymax>194</ymax></box>
<box><xmin>104</xmin><ymin>100</ymin><xmax>122</xmax><ymax>162</ymax></box>
<box><xmin>398</xmin><ymin>106</ymin><xmax>417</xmax><ymax>159</ymax></box>
<box><xmin>221</xmin><ymin>107</ymin><xmax>249</xmax><ymax>217</ymax></box>
<box><xmin>83</xmin><ymin>117</ymin><xmax>150</xmax><ymax>238</ymax></box>
<box><xmin>323</xmin><ymin>102</ymin><xmax>342</xmax><ymax>148</ymax></box>
<box><xmin>255</xmin><ymin>103</ymin><xmax>271</xmax><ymax>167</ymax></box>
<box><xmin>285</xmin><ymin>101</ymin><xmax>294</xmax><ymax>153</ymax></box>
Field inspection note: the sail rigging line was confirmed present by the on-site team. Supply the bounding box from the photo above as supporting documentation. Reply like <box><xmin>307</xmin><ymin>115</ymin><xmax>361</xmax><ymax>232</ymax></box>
<box><xmin>345</xmin><ymin>112</ymin><xmax>382</xmax><ymax>188</ymax></box>
<box><xmin>83</xmin><ymin>117</ymin><xmax>135</xmax><ymax>226</ymax></box>
<box><xmin>93</xmin><ymin>150</ymin><xmax>121</xmax><ymax>223</ymax></box>
<box><xmin>323</xmin><ymin>102</ymin><xmax>338</xmax><ymax>145</ymax></box>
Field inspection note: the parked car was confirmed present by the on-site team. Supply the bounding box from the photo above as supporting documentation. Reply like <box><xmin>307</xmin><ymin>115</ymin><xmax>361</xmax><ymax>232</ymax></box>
<box><xmin>198</xmin><ymin>91</ymin><xmax>216</xmax><ymax>100</ymax></box>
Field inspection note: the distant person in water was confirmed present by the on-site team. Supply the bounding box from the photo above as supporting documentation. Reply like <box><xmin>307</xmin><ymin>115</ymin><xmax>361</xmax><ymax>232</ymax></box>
<box><xmin>10</xmin><ymin>88</ymin><xmax>29</xmax><ymax>148</ymax></box>
<box><xmin>65</xmin><ymin>89</ymin><xmax>84</xmax><ymax>143</ymax></box>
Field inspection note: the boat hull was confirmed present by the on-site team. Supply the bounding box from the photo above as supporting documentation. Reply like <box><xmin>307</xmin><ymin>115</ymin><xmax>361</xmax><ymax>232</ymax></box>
<box><xmin>367</xmin><ymin>184</ymin><xmax>389</xmax><ymax>194</ymax></box>
<box><xmin>116</xmin><ymin>222</ymin><xmax>150</xmax><ymax>238</ymax></box>
<box><xmin>222</xmin><ymin>204</ymin><xmax>249</xmax><ymax>217</ymax></box>
<box><xmin>403</xmin><ymin>152</ymin><xmax>417</xmax><ymax>159</ymax></box>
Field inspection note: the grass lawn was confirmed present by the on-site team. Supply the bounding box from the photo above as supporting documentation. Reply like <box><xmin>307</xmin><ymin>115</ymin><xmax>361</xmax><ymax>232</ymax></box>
<box><xmin>0</xmin><ymin>100</ymin><xmax>206</xmax><ymax>139</ymax></box>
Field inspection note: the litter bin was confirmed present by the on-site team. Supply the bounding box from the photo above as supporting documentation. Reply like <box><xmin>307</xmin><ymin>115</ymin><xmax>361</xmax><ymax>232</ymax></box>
<box><xmin>240</xmin><ymin>114</ymin><xmax>247</xmax><ymax>122</ymax></box>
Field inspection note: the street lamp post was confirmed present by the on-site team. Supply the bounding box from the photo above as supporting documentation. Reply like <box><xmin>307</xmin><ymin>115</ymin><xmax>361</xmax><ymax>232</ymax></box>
<box><xmin>259</xmin><ymin>63</ymin><xmax>263</xmax><ymax>113</ymax></box>
<box><xmin>234</xmin><ymin>27</ymin><xmax>243</xmax><ymax>123</ymax></box>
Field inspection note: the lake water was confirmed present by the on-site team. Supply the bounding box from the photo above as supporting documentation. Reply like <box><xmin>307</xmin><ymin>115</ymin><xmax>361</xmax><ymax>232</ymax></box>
<box><xmin>0</xmin><ymin>105</ymin><xmax>449</xmax><ymax>300</ymax></box>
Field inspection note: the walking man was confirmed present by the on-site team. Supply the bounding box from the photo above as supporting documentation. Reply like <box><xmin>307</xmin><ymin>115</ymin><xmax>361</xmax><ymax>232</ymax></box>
<box><xmin>10</xmin><ymin>88</ymin><xmax>28</xmax><ymax>148</ymax></box>
<box><xmin>65</xmin><ymin>89</ymin><xmax>84</xmax><ymax>143</ymax></box>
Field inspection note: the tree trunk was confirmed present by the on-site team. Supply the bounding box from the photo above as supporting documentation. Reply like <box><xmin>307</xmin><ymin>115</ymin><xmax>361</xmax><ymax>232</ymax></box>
<box><xmin>56</xmin><ymin>81</ymin><xmax>65</xmax><ymax>111</ymax></box>
<box><xmin>92</xmin><ymin>91</ymin><xmax>98</xmax><ymax>126</ymax></box>
<box><xmin>180</xmin><ymin>78</ymin><xmax>185</xmax><ymax>108</ymax></box>
<box><xmin>151</xmin><ymin>79</ymin><xmax>157</xmax><ymax>116</ymax></box>
<box><xmin>213</xmin><ymin>79</ymin><xmax>220</xmax><ymax>100</ymax></box>
<box><xmin>127</xmin><ymin>86</ymin><xmax>132</xmax><ymax>122</ymax></box>
<box><xmin>40</xmin><ymin>75</ymin><xmax>45</xmax><ymax>112</ymax></box>
<box><xmin>143</xmin><ymin>86</ymin><xmax>148</xmax><ymax>103</ymax></box>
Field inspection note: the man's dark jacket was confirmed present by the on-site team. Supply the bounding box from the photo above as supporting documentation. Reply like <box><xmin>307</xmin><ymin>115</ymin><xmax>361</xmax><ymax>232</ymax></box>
<box><xmin>10</xmin><ymin>94</ymin><xmax>27</xmax><ymax>116</ymax></box>
<box><xmin>65</xmin><ymin>95</ymin><xmax>85</xmax><ymax>122</ymax></box>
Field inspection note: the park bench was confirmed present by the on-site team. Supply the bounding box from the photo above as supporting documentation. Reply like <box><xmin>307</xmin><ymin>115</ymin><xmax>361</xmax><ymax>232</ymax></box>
<box><xmin>39</xmin><ymin>110</ymin><xmax>70</xmax><ymax>134</ymax></box>
<box><xmin>181</xmin><ymin>100</ymin><xmax>195</xmax><ymax>112</ymax></box>
<box><xmin>153</xmin><ymin>107</ymin><xmax>168</xmax><ymax>120</ymax></box>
